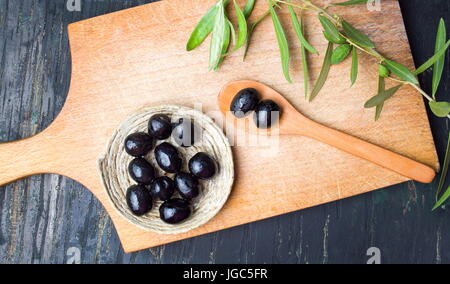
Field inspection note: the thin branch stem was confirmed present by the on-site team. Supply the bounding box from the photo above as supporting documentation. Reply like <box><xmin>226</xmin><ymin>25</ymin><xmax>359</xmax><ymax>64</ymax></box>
<box><xmin>386</xmin><ymin>77</ymin><xmax>450</xmax><ymax>119</ymax></box>
<box><xmin>386</xmin><ymin>76</ymin><xmax>406</xmax><ymax>84</ymax></box>
<box><xmin>409</xmin><ymin>82</ymin><xmax>434</xmax><ymax>102</ymax></box>
<box><xmin>341</xmin><ymin>35</ymin><xmax>385</xmax><ymax>61</ymax></box>
<box><xmin>253</xmin><ymin>0</ymin><xmax>280</xmax><ymax>26</ymax></box>
<box><xmin>300</xmin><ymin>0</ymin><xmax>337</xmax><ymax>21</ymax></box>
<box><xmin>273</xmin><ymin>0</ymin><xmax>312</xmax><ymax>11</ymax></box>
<box><xmin>253</xmin><ymin>10</ymin><xmax>271</xmax><ymax>26</ymax></box>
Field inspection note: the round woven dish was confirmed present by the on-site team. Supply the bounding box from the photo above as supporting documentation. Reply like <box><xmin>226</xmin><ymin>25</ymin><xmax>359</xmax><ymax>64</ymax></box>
<box><xmin>98</xmin><ymin>105</ymin><xmax>234</xmax><ymax>234</ymax></box>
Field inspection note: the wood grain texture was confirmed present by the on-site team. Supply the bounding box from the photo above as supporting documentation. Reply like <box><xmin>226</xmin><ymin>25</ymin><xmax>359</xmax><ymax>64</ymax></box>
<box><xmin>0</xmin><ymin>0</ymin><xmax>449</xmax><ymax>263</ymax></box>
<box><xmin>0</xmin><ymin>0</ymin><xmax>440</xmax><ymax>253</ymax></box>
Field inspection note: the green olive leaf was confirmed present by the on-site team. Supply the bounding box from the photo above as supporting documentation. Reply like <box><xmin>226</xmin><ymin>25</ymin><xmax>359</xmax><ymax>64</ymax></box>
<box><xmin>433</xmin><ymin>185</ymin><xmax>450</xmax><ymax>211</ymax></box>
<box><xmin>378</xmin><ymin>64</ymin><xmax>390</xmax><ymax>78</ymax></box>
<box><xmin>350</xmin><ymin>46</ymin><xmax>358</xmax><ymax>86</ymax></box>
<box><xmin>331</xmin><ymin>44</ymin><xmax>351</xmax><ymax>65</ymax></box>
<box><xmin>233</xmin><ymin>0</ymin><xmax>248</xmax><ymax>50</ymax></box>
<box><xmin>364</xmin><ymin>84</ymin><xmax>402</xmax><ymax>108</ymax></box>
<box><xmin>209</xmin><ymin>1</ymin><xmax>228</xmax><ymax>71</ymax></box>
<box><xmin>319</xmin><ymin>15</ymin><xmax>346</xmax><ymax>44</ymax></box>
<box><xmin>323</xmin><ymin>31</ymin><xmax>347</xmax><ymax>44</ymax></box>
<box><xmin>269</xmin><ymin>0</ymin><xmax>292</xmax><ymax>83</ymax></box>
<box><xmin>414</xmin><ymin>39</ymin><xmax>450</xmax><ymax>75</ymax></box>
<box><xmin>243</xmin><ymin>24</ymin><xmax>255</xmax><ymax>60</ymax></box>
<box><xmin>432</xmin><ymin>19</ymin><xmax>447</xmax><ymax>98</ymax></box>
<box><xmin>187</xmin><ymin>0</ymin><xmax>229</xmax><ymax>51</ymax></box>
<box><xmin>331</xmin><ymin>0</ymin><xmax>371</xmax><ymax>6</ymax></box>
<box><xmin>341</xmin><ymin>20</ymin><xmax>375</xmax><ymax>49</ymax></box>
<box><xmin>227</xmin><ymin>19</ymin><xmax>236</xmax><ymax>46</ymax></box>
<box><xmin>375</xmin><ymin>76</ymin><xmax>385</xmax><ymax>121</ymax></box>
<box><xmin>299</xmin><ymin>14</ymin><xmax>310</xmax><ymax>100</ymax></box>
<box><xmin>310</xmin><ymin>42</ymin><xmax>334</xmax><ymax>101</ymax></box>
<box><xmin>429</xmin><ymin>101</ymin><xmax>450</xmax><ymax>118</ymax></box>
<box><xmin>243</xmin><ymin>0</ymin><xmax>256</xmax><ymax>18</ymax></box>
<box><xmin>302</xmin><ymin>43</ymin><xmax>310</xmax><ymax>100</ymax></box>
<box><xmin>214</xmin><ymin>17</ymin><xmax>232</xmax><ymax>71</ymax></box>
<box><xmin>244</xmin><ymin>1</ymin><xmax>278</xmax><ymax>61</ymax></box>
<box><xmin>433</xmin><ymin>20</ymin><xmax>450</xmax><ymax>206</ymax></box>
<box><xmin>436</xmin><ymin>132</ymin><xmax>450</xmax><ymax>203</ymax></box>
<box><xmin>243</xmin><ymin>5</ymin><xmax>273</xmax><ymax>60</ymax></box>
<box><xmin>288</xmin><ymin>5</ymin><xmax>318</xmax><ymax>54</ymax></box>
<box><xmin>244</xmin><ymin>8</ymin><xmax>272</xmax><ymax>60</ymax></box>
<box><xmin>384</xmin><ymin>60</ymin><xmax>419</xmax><ymax>85</ymax></box>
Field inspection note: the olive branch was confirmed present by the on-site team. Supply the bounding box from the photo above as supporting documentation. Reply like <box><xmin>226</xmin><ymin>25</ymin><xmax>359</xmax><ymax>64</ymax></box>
<box><xmin>186</xmin><ymin>0</ymin><xmax>450</xmax><ymax>210</ymax></box>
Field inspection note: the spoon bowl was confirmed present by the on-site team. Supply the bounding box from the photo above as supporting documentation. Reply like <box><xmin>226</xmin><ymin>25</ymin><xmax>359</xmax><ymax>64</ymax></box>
<box><xmin>219</xmin><ymin>80</ymin><xmax>308</xmax><ymax>136</ymax></box>
<box><xmin>218</xmin><ymin>80</ymin><xmax>436</xmax><ymax>183</ymax></box>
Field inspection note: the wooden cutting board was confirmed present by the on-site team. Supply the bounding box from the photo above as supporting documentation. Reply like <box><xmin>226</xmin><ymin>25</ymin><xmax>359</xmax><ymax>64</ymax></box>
<box><xmin>0</xmin><ymin>0</ymin><xmax>439</xmax><ymax>253</ymax></box>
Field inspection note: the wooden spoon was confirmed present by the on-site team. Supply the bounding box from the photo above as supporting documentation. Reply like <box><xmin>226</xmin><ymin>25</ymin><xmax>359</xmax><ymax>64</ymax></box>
<box><xmin>218</xmin><ymin>80</ymin><xmax>436</xmax><ymax>184</ymax></box>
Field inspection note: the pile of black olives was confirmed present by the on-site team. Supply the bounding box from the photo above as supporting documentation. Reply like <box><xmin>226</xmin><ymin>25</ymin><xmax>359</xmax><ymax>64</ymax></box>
<box><xmin>124</xmin><ymin>114</ymin><xmax>217</xmax><ymax>225</ymax></box>
<box><xmin>230</xmin><ymin>88</ymin><xmax>281</xmax><ymax>129</ymax></box>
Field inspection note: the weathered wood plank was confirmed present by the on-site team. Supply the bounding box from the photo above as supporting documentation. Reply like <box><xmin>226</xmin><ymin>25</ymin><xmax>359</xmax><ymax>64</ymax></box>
<box><xmin>0</xmin><ymin>0</ymin><xmax>449</xmax><ymax>264</ymax></box>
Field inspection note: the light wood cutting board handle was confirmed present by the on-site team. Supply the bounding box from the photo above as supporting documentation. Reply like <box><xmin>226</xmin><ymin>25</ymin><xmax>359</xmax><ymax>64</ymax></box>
<box><xmin>0</xmin><ymin>133</ymin><xmax>55</xmax><ymax>186</ymax></box>
<box><xmin>292</xmin><ymin>116</ymin><xmax>436</xmax><ymax>184</ymax></box>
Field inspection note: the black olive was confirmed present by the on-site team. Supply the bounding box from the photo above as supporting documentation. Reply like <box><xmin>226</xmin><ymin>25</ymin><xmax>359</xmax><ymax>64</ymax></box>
<box><xmin>253</xmin><ymin>100</ymin><xmax>281</xmax><ymax>129</ymax></box>
<box><xmin>230</xmin><ymin>88</ymin><xmax>261</xmax><ymax>118</ymax></box>
<box><xmin>189</xmin><ymin>152</ymin><xmax>216</xmax><ymax>180</ymax></box>
<box><xmin>126</xmin><ymin>185</ymin><xmax>153</xmax><ymax>216</ymax></box>
<box><xmin>148</xmin><ymin>114</ymin><xmax>172</xmax><ymax>140</ymax></box>
<box><xmin>150</xmin><ymin>176</ymin><xmax>175</xmax><ymax>201</ymax></box>
<box><xmin>124</xmin><ymin>132</ymin><xmax>154</xmax><ymax>157</ymax></box>
<box><xmin>175</xmin><ymin>172</ymin><xmax>200</xmax><ymax>200</ymax></box>
<box><xmin>155</xmin><ymin>142</ymin><xmax>183</xmax><ymax>173</ymax></box>
<box><xmin>172</xmin><ymin>118</ymin><xmax>197</xmax><ymax>147</ymax></box>
<box><xmin>159</xmin><ymin>199</ymin><xmax>191</xmax><ymax>224</ymax></box>
<box><xmin>128</xmin><ymin>158</ymin><xmax>155</xmax><ymax>185</ymax></box>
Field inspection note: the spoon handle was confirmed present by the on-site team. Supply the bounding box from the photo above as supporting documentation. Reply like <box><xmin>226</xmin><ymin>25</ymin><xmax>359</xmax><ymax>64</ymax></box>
<box><xmin>298</xmin><ymin>118</ymin><xmax>436</xmax><ymax>183</ymax></box>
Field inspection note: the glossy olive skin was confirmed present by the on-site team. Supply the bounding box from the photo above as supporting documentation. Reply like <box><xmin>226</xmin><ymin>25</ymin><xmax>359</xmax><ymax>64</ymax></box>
<box><xmin>175</xmin><ymin>172</ymin><xmax>200</xmax><ymax>200</ymax></box>
<box><xmin>128</xmin><ymin>158</ymin><xmax>155</xmax><ymax>185</ymax></box>
<box><xmin>126</xmin><ymin>185</ymin><xmax>153</xmax><ymax>216</ymax></box>
<box><xmin>230</xmin><ymin>88</ymin><xmax>261</xmax><ymax>118</ymax></box>
<box><xmin>150</xmin><ymin>176</ymin><xmax>175</xmax><ymax>201</ymax></box>
<box><xmin>124</xmin><ymin>132</ymin><xmax>154</xmax><ymax>157</ymax></box>
<box><xmin>253</xmin><ymin>100</ymin><xmax>281</xmax><ymax>129</ymax></box>
<box><xmin>189</xmin><ymin>152</ymin><xmax>216</xmax><ymax>180</ymax></box>
<box><xmin>148</xmin><ymin>114</ymin><xmax>172</xmax><ymax>140</ymax></box>
<box><xmin>172</xmin><ymin>118</ymin><xmax>196</xmax><ymax>147</ymax></box>
<box><xmin>159</xmin><ymin>199</ymin><xmax>192</xmax><ymax>224</ymax></box>
<box><xmin>155</xmin><ymin>142</ymin><xmax>183</xmax><ymax>173</ymax></box>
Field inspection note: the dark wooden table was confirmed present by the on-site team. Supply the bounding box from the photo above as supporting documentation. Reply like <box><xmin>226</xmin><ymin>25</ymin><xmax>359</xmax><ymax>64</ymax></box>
<box><xmin>0</xmin><ymin>0</ymin><xmax>449</xmax><ymax>264</ymax></box>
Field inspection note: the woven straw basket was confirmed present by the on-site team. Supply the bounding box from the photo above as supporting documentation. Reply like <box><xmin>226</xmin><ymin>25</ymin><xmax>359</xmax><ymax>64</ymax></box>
<box><xmin>98</xmin><ymin>105</ymin><xmax>234</xmax><ymax>234</ymax></box>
